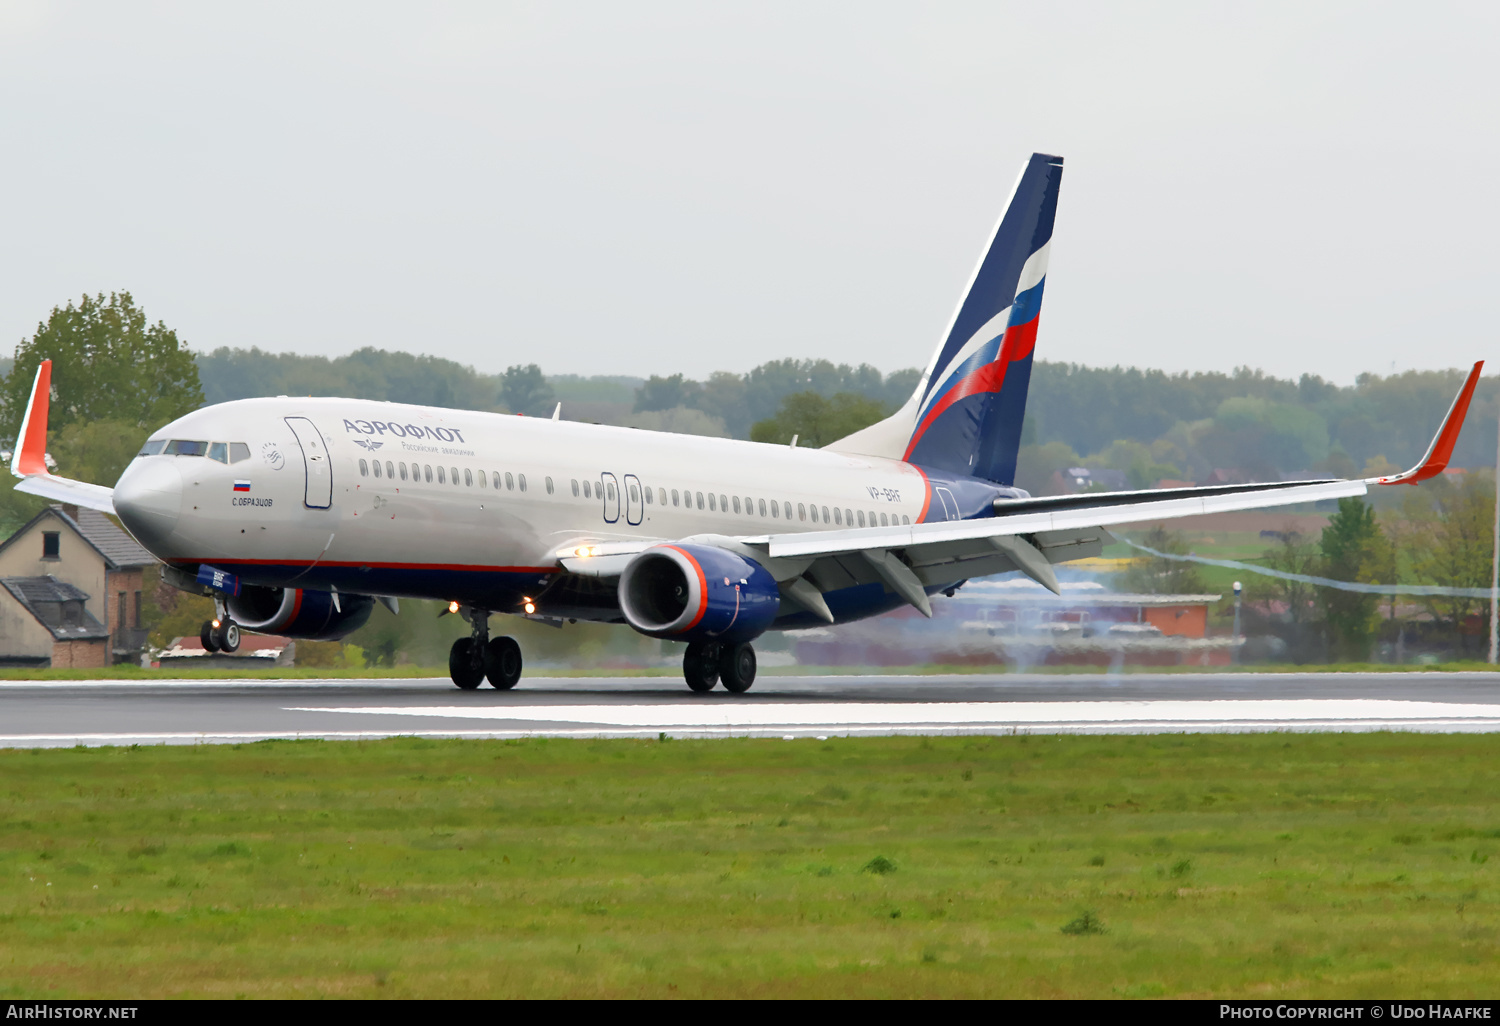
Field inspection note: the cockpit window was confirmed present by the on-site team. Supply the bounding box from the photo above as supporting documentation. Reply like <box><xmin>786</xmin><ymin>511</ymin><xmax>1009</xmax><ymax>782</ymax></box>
<box><xmin>163</xmin><ymin>440</ymin><xmax>209</xmax><ymax>456</ymax></box>
<box><xmin>145</xmin><ymin>439</ymin><xmax>252</xmax><ymax>461</ymax></box>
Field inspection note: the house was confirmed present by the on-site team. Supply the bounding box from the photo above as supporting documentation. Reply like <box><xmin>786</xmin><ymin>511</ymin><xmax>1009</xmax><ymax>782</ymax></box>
<box><xmin>0</xmin><ymin>576</ymin><xmax>111</xmax><ymax>667</ymax></box>
<box><xmin>0</xmin><ymin>504</ymin><xmax>156</xmax><ymax>665</ymax></box>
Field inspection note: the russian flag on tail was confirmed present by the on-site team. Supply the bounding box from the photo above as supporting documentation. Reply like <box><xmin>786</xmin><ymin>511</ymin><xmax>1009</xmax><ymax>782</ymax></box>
<box><xmin>903</xmin><ymin>153</ymin><xmax>1063</xmax><ymax>486</ymax></box>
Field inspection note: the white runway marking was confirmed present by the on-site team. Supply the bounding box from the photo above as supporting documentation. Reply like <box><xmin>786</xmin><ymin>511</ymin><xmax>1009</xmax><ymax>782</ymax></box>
<box><xmin>286</xmin><ymin>698</ymin><xmax>1500</xmax><ymax>736</ymax></box>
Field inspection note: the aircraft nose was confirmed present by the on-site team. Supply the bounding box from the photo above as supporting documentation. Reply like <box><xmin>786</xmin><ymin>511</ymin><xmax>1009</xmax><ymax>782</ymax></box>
<box><xmin>113</xmin><ymin>458</ymin><xmax>183</xmax><ymax>553</ymax></box>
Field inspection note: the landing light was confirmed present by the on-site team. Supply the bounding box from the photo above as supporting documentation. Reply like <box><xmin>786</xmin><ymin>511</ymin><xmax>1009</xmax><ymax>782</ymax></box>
<box><xmin>572</xmin><ymin>545</ymin><xmax>597</xmax><ymax>558</ymax></box>
<box><xmin>211</xmin><ymin>619</ymin><xmax>221</xmax><ymax>628</ymax></box>
<box><xmin>448</xmin><ymin>601</ymin><xmax>459</xmax><ymax>614</ymax></box>
<box><xmin>524</xmin><ymin>602</ymin><xmax>536</xmax><ymax>615</ymax></box>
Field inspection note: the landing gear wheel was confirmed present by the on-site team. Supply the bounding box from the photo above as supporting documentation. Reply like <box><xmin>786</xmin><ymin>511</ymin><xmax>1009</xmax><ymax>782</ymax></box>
<box><xmin>719</xmin><ymin>642</ymin><xmax>757</xmax><ymax>693</ymax></box>
<box><xmin>683</xmin><ymin>641</ymin><xmax>721</xmax><ymax>692</ymax></box>
<box><xmin>448</xmin><ymin>637</ymin><xmax>485</xmax><ymax>690</ymax></box>
<box><xmin>200</xmin><ymin>620</ymin><xmax>220</xmax><ymax>654</ymax></box>
<box><xmin>484</xmin><ymin>636</ymin><xmax>522</xmax><ymax>689</ymax></box>
<box><xmin>212</xmin><ymin>620</ymin><xmax>241</xmax><ymax>653</ymax></box>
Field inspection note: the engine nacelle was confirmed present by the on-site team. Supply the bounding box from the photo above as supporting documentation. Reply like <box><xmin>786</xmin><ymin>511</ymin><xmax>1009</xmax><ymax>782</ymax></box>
<box><xmin>618</xmin><ymin>544</ymin><xmax>779</xmax><ymax>643</ymax></box>
<box><xmin>225</xmin><ymin>585</ymin><xmax>374</xmax><ymax>641</ymax></box>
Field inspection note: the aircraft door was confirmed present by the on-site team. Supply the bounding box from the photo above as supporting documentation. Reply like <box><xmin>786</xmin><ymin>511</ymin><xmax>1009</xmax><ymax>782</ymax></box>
<box><xmin>285</xmin><ymin>417</ymin><xmax>333</xmax><ymax>509</ymax></box>
<box><xmin>600</xmin><ymin>472</ymin><xmax>620</xmax><ymax>524</ymax></box>
<box><xmin>623</xmin><ymin>474</ymin><xmax>643</xmax><ymax>526</ymax></box>
<box><xmin>935</xmin><ymin>486</ymin><xmax>960</xmax><ymax>522</ymax></box>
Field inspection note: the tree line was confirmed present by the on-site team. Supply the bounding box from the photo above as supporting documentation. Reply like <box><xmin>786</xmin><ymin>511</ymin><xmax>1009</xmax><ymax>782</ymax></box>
<box><xmin>5</xmin><ymin>291</ymin><xmax>1497</xmax><ymax>508</ymax></box>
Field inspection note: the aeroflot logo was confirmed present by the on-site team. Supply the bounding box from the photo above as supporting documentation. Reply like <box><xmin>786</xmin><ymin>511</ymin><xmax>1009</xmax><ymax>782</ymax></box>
<box><xmin>343</xmin><ymin>419</ymin><xmax>467</xmax><ymax>444</ymax></box>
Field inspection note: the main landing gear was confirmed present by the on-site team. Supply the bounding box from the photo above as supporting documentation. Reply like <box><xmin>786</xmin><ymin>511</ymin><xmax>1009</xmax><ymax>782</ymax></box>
<box><xmin>448</xmin><ymin>607</ymin><xmax>523</xmax><ymax>690</ymax></box>
<box><xmin>199</xmin><ymin>595</ymin><xmax>240</xmax><ymax>654</ymax></box>
<box><xmin>682</xmin><ymin>640</ymin><xmax>757</xmax><ymax>694</ymax></box>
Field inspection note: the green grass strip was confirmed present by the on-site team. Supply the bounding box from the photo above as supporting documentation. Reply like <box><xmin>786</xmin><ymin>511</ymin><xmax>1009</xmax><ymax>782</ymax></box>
<box><xmin>1</xmin><ymin>733</ymin><xmax>1497</xmax><ymax>998</ymax></box>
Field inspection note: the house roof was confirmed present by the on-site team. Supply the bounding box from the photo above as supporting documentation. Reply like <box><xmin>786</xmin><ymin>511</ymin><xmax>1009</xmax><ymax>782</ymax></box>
<box><xmin>1</xmin><ymin>575</ymin><xmax>111</xmax><ymax>641</ymax></box>
<box><xmin>0</xmin><ymin>505</ymin><xmax>155</xmax><ymax>570</ymax></box>
<box><xmin>61</xmin><ymin>508</ymin><xmax>155</xmax><ymax>569</ymax></box>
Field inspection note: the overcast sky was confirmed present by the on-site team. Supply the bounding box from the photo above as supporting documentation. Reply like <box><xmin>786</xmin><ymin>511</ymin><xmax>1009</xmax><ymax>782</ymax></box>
<box><xmin>0</xmin><ymin>2</ymin><xmax>1494</xmax><ymax>384</ymax></box>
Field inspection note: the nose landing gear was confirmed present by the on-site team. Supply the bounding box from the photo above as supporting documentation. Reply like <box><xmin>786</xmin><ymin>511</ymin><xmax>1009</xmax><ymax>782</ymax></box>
<box><xmin>448</xmin><ymin>607</ymin><xmax>523</xmax><ymax>689</ymax></box>
<box><xmin>199</xmin><ymin>596</ymin><xmax>240</xmax><ymax>654</ymax></box>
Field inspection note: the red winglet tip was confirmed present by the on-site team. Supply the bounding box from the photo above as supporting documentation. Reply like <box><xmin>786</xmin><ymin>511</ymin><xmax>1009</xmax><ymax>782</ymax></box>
<box><xmin>12</xmin><ymin>360</ymin><xmax>51</xmax><ymax>478</ymax></box>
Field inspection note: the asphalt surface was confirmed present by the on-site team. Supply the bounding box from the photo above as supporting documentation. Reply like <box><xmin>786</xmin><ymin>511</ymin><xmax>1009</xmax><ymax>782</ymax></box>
<box><xmin>5</xmin><ymin>671</ymin><xmax>1500</xmax><ymax>747</ymax></box>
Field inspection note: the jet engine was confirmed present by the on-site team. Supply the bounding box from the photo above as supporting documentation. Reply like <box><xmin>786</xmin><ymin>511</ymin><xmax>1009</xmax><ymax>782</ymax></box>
<box><xmin>225</xmin><ymin>585</ymin><xmax>374</xmax><ymax>641</ymax></box>
<box><xmin>618</xmin><ymin>544</ymin><xmax>780</xmax><ymax>643</ymax></box>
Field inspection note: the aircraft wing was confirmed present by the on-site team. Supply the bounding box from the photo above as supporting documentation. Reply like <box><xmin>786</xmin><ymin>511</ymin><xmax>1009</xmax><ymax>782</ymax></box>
<box><xmin>8</xmin><ymin>359</ymin><xmax>117</xmax><ymax>514</ymax></box>
<box><xmin>555</xmin><ymin>361</ymin><xmax>1483</xmax><ymax>619</ymax></box>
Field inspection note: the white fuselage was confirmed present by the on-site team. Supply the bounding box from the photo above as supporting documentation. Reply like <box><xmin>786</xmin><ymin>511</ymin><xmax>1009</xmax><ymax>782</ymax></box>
<box><xmin>113</xmin><ymin>397</ymin><xmax>944</xmax><ymax>617</ymax></box>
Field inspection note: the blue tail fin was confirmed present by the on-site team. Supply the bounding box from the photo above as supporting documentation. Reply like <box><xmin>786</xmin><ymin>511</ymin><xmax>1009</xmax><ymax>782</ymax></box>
<box><xmin>902</xmin><ymin>152</ymin><xmax>1062</xmax><ymax>484</ymax></box>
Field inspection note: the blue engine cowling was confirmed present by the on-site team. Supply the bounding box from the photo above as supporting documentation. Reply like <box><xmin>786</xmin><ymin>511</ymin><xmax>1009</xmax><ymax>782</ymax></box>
<box><xmin>617</xmin><ymin>544</ymin><xmax>779</xmax><ymax>643</ymax></box>
<box><xmin>226</xmin><ymin>585</ymin><xmax>374</xmax><ymax>640</ymax></box>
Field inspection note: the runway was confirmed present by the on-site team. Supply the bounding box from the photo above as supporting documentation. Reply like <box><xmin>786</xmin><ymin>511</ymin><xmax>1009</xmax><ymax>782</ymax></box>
<box><xmin>5</xmin><ymin>670</ymin><xmax>1500</xmax><ymax>747</ymax></box>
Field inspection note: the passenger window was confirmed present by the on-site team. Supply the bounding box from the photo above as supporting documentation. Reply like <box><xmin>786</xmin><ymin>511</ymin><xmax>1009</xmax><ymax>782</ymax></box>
<box><xmin>386</xmin><ymin>461</ymin><xmax>394</xmax><ymax>478</ymax></box>
<box><xmin>658</xmin><ymin>488</ymin><xmax>667</xmax><ymax>506</ymax></box>
<box><xmin>424</xmin><ymin>465</ymin><xmax>433</xmax><ymax>483</ymax></box>
<box><xmin>733</xmin><ymin>496</ymin><xmax>741</xmax><ymax>513</ymax></box>
<box><xmin>671</xmin><ymin>489</ymin><xmax>679</xmax><ymax>507</ymax></box>
<box><xmin>464</xmin><ymin>469</ymin><xmax>472</xmax><ymax>486</ymax></box>
<box><xmin>869</xmin><ymin>510</ymin><xmax>877</xmax><ymax>526</ymax></box>
<box><xmin>857</xmin><ymin>510</ymin><xmax>865</xmax><ymax>527</ymax></box>
<box><xmin>229</xmin><ymin>442</ymin><xmax>251</xmax><ymax>463</ymax></box>
<box><xmin>902</xmin><ymin>515</ymin><xmax>910</xmax><ymax>525</ymax></box>
<box><xmin>833</xmin><ymin>507</ymin><xmax>842</xmax><ymax>525</ymax></box>
<box><xmin>630</xmin><ymin>483</ymin><xmax>639</xmax><ymax>502</ymax></box>
<box><xmin>547</xmin><ymin>477</ymin><xmax>555</xmax><ymax>495</ymax></box>
<box><xmin>400</xmin><ymin>463</ymin><xmax>408</xmax><ymax>481</ymax></box>
<box><xmin>810</xmin><ymin>505</ymin><xmax>818</xmax><ymax>523</ymax></box>
<box><xmin>744</xmin><ymin>496</ymin><xmax>752</xmax><ymax>513</ymax></box>
<box><xmin>451</xmin><ymin>467</ymin><xmax>460</xmax><ymax>484</ymax></box>
<box><xmin>708</xmin><ymin>493</ymin><xmax>716</xmax><ymax>512</ymax></box>
<box><xmin>758</xmin><ymin>499</ymin><xmax>766</xmax><ymax>517</ymax></box>
<box><xmin>359</xmin><ymin>459</ymin><xmax>369</xmax><ymax>477</ymax></box>
<box><xmin>139</xmin><ymin>440</ymin><xmax>166</xmax><ymax>456</ymax></box>
<box><xmin>208</xmin><ymin>442</ymin><xmax>228</xmax><ymax>463</ymax></box>
<box><xmin>880</xmin><ymin>512</ymin><xmax>889</xmax><ymax>527</ymax></box>
<box><xmin>492</xmin><ymin>472</ymin><xmax>501</xmax><ymax>490</ymax></box>
<box><xmin>822</xmin><ymin>506</ymin><xmax>830</xmax><ymax>523</ymax></box>
<box><xmin>373</xmin><ymin>461</ymin><xmax>383</xmax><ymax>479</ymax></box>
<box><xmin>845</xmin><ymin>508</ymin><xmax>853</xmax><ymax>525</ymax></box>
<box><xmin>719</xmin><ymin>494</ymin><xmax>727</xmax><ymax>511</ymax></box>
<box><xmin>603</xmin><ymin>482</ymin><xmax>612</xmax><ymax>500</ymax></box>
<box><xmin>695</xmin><ymin>491</ymin><xmax>704</xmax><ymax>510</ymax></box>
<box><xmin>519</xmin><ymin>474</ymin><xmax>527</xmax><ymax>492</ymax></box>
<box><xmin>584</xmin><ymin>480</ymin><xmax>591</xmax><ymax>498</ymax></box>
<box><xmin>771</xmin><ymin>501</ymin><xmax>779</xmax><ymax>518</ymax></box>
<box><xmin>572</xmin><ymin>479</ymin><xmax>580</xmax><ymax>497</ymax></box>
<box><xmin>798</xmin><ymin>503</ymin><xmax>806</xmax><ymax>521</ymax></box>
<box><xmin>437</xmin><ymin>466</ymin><xmax>446</xmax><ymax>484</ymax></box>
<box><xmin>478</xmin><ymin>470</ymin><xmax>487</xmax><ymax>488</ymax></box>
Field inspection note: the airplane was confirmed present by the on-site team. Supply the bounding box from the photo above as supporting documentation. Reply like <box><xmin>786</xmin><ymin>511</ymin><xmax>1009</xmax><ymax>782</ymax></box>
<box><xmin>8</xmin><ymin>153</ymin><xmax>1484</xmax><ymax>692</ymax></box>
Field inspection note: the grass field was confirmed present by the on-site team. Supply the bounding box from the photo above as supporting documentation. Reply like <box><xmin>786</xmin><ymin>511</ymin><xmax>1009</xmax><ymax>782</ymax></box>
<box><xmin>1</xmin><ymin>733</ymin><xmax>1497</xmax><ymax>998</ymax></box>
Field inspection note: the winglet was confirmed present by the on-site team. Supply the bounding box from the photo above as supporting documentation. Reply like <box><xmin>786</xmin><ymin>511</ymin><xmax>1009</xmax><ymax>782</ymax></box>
<box><xmin>1374</xmin><ymin>360</ymin><xmax>1484</xmax><ymax>486</ymax></box>
<box><xmin>10</xmin><ymin>359</ymin><xmax>51</xmax><ymax>478</ymax></box>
